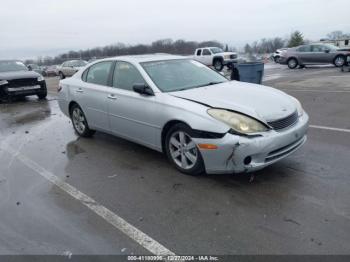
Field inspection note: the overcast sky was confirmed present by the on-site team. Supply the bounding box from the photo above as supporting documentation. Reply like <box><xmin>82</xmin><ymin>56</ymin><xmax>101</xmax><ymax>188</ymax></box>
<box><xmin>0</xmin><ymin>0</ymin><xmax>349</xmax><ymax>59</ymax></box>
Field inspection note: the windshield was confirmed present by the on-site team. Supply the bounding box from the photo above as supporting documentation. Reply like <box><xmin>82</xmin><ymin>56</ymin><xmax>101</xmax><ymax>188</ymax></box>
<box><xmin>0</xmin><ymin>61</ymin><xmax>28</xmax><ymax>72</ymax></box>
<box><xmin>141</xmin><ymin>59</ymin><xmax>228</xmax><ymax>92</ymax></box>
<box><xmin>72</xmin><ymin>60</ymin><xmax>88</xmax><ymax>67</ymax></box>
<box><xmin>210</xmin><ymin>47</ymin><xmax>224</xmax><ymax>54</ymax></box>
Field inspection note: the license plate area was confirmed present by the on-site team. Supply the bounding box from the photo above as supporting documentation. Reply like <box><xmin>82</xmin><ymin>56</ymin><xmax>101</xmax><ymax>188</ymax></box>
<box><xmin>7</xmin><ymin>85</ymin><xmax>41</xmax><ymax>92</ymax></box>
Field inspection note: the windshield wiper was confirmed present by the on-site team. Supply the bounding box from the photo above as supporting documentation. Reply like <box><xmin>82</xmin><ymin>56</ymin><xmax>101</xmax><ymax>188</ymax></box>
<box><xmin>193</xmin><ymin>81</ymin><xmax>224</xmax><ymax>88</ymax></box>
<box><xmin>174</xmin><ymin>82</ymin><xmax>224</xmax><ymax>92</ymax></box>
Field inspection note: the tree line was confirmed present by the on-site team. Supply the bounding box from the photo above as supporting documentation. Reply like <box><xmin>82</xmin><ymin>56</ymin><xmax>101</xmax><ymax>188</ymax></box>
<box><xmin>25</xmin><ymin>39</ymin><xmax>225</xmax><ymax>66</ymax></box>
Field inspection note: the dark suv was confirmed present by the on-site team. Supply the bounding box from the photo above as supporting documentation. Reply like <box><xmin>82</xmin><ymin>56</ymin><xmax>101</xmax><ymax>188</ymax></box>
<box><xmin>279</xmin><ymin>44</ymin><xmax>350</xmax><ymax>69</ymax></box>
<box><xmin>0</xmin><ymin>60</ymin><xmax>47</xmax><ymax>101</ymax></box>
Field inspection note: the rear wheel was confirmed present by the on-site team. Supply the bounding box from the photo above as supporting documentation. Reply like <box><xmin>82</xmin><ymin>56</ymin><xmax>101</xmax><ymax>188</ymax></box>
<box><xmin>287</xmin><ymin>58</ymin><xmax>298</xmax><ymax>69</ymax></box>
<box><xmin>334</xmin><ymin>55</ymin><xmax>345</xmax><ymax>67</ymax></box>
<box><xmin>165</xmin><ymin>123</ymin><xmax>205</xmax><ymax>175</ymax></box>
<box><xmin>70</xmin><ymin>104</ymin><xmax>95</xmax><ymax>137</ymax></box>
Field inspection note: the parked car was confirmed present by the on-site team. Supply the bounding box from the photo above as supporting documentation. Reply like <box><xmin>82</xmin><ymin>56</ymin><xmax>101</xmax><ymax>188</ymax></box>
<box><xmin>58</xmin><ymin>54</ymin><xmax>308</xmax><ymax>175</ymax></box>
<box><xmin>27</xmin><ymin>64</ymin><xmax>45</xmax><ymax>75</ymax></box>
<box><xmin>44</xmin><ymin>65</ymin><xmax>58</xmax><ymax>77</ymax></box>
<box><xmin>0</xmin><ymin>60</ymin><xmax>47</xmax><ymax>101</ymax></box>
<box><xmin>279</xmin><ymin>44</ymin><xmax>350</xmax><ymax>69</ymax></box>
<box><xmin>272</xmin><ymin>48</ymin><xmax>288</xmax><ymax>63</ymax></box>
<box><xmin>192</xmin><ymin>47</ymin><xmax>238</xmax><ymax>71</ymax></box>
<box><xmin>58</xmin><ymin>60</ymin><xmax>87</xmax><ymax>79</ymax></box>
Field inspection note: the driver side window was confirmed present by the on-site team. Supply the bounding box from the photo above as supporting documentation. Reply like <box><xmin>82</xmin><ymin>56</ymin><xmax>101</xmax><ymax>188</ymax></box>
<box><xmin>113</xmin><ymin>61</ymin><xmax>146</xmax><ymax>91</ymax></box>
<box><xmin>203</xmin><ymin>49</ymin><xmax>211</xmax><ymax>55</ymax></box>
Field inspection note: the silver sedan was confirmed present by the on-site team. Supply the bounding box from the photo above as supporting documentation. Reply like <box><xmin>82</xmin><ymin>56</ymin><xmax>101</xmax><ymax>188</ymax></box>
<box><xmin>58</xmin><ymin>55</ymin><xmax>309</xmax><ymax>175</ymax></box>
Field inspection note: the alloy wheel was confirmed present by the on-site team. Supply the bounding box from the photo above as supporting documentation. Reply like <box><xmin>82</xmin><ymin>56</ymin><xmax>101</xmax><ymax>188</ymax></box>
<box><xmin>169</xmin><ymin>131</ymin><xmax>198</xmax><ymax>170</ymax></box>
<box><xmin>72</xmin><ymin>107</ymin><xmax>86</xmax><ymax>134</ymax></box>
<box><xmin>334</xmin><ymin>56</ymin><xmax>345</xmax><ymax>67</ymax></box>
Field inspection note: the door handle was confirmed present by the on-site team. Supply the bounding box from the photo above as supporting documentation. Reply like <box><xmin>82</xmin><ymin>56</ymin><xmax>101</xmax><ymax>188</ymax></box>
<box><xmin>76</xmin><ymin>88</ymin><xmax>83</xmax><ymax>93</ymax></box>
<box><xmin>107</xmin><ymin>94</ymin><xmax>117</xmax><ymax>100</ymax></box>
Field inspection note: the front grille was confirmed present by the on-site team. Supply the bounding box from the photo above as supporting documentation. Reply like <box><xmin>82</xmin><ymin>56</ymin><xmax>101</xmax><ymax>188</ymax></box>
<box><xmin>267</xmin><ymin>111</ymin><xmax>298</xmax><ymax>131</ymax></box>
<box><xmin>7</xmin><ymin>78</ymin><xmax>38</xmax><ymax>87</ymax></box>
<box><xmin>230</xmin><ymin>54</ymin><xmax>237</xmax><ymax>59</ymax></box>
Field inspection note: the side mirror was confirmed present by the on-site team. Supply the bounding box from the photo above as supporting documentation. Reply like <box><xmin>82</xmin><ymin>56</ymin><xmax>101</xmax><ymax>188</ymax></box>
<box><xmin>325</xmin><ymin>49</ymin><xmax>330</xmax><ymax>53</ymax></box>
<box><xmin>133</xmin><ymin>83</ymin><xmax>154</xmax><ymax>96</ymax></box>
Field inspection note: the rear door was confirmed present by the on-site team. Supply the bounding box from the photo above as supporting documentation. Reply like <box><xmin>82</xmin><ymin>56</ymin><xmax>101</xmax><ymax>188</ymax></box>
<box><xmin>107</xmin><ymin>61</ymin><xmax>158</xmax><ymax>148</ymax></box>
<box><xmin>296</xmin><ymin>45</ymin><xmax>313</xmax><ymax>64</ymax></box>
<box><xmin>77</xmin><ymin>61</ymin><xmax>114</xmax><ymax>131</ymax></box>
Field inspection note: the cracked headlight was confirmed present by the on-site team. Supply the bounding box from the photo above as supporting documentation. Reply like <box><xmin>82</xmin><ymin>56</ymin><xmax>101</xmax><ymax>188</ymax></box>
<box><xmin>207</xmin><ymin>108</ymin><xmax>269</xmax><ymax>134</ymax></box>
<box><xmin>37</xmin><ymin>75</ymin><xmax>45</xmax><ymax>81</ymax></box>
<box><xmin>290</xmin><ymin>96</ymin><xmax>304</xmax><ymax>116</ymax></box>
<box><xmin>0</xmin><ymin>80</ymin><xmax>8</xmax><ymax>86</ymax></box>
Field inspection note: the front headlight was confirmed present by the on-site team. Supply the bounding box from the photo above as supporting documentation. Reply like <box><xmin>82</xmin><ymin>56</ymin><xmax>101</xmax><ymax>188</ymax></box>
<box><xmin>0</xmin><ymin>80</ymin><xmax>8</xmax><ymax>86</ymax></box>
<box><xmin>37</xmin><ymin>75</ymin><xmax>45</xmax><ymax>81</ymax></box>
<box><xmin>290</xmin><ymin>96</ymin><xmax>304</xmax><ymax>116</ymax></box>
<box><xmin>207</xmin><ymin>109</ymin><xmax>269</xmax><ymax>134</ymax></box>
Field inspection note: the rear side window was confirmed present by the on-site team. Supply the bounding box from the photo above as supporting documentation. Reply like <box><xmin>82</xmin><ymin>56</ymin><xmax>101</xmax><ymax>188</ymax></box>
<box><xmin>113</xmin><ymin>61</ymin><xmax>146</xmax><ymax>91</ymax></box>
<box><xmin>85</xmin><ymin>61</ymin><xmax>113</xmax><ymax>86</ymax></box>
<box><xmin>297</xmin><ymin>45</ymin><xmax>311</xmax><ymax>52</ymax></box>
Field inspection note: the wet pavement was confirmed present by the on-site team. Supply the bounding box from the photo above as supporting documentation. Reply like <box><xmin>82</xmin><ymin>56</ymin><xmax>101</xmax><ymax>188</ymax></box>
<box><xmin>0</xmin><ymin>66</ymin><xmax>350</xmax><ymax>255</ymax></box>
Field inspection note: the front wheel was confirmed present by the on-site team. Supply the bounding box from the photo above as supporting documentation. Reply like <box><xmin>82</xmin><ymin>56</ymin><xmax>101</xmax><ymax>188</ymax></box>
<box><xmin>70</xmin><ymin>104</ymin><xmax>95</xmax><ymax>137</ymax></box>
<box><xmin>165</xmin><ymin>124</ymin><xmax>205</xmax><ymax>175</ymax></box>
<box><xmin>213</xmin><ymin>59</ymin><xmax>224</xmax><ymax>71</ymax></box>
<box><xmin>334</xmin><ymin>55</ymin><xmax>345</xmax><ymax>67</ymax></box>
<box><xmin>287</xmin><ymin>58</ymin><xmax>298</xmax><ymax>69</ymax></box>
<box><xmin>59</xmin><ymin>71</ymin><xmax>65</xmax><ymax>79</ymax></box>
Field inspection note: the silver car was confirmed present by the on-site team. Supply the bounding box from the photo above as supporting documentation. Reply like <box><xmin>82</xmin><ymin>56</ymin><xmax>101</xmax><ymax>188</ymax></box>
<box><xmin>279</xmin><ymin>44</ymin><xmax>350</xmax><ymax>69</ymax></box>
<box><xmin>58</xmin><ymin>60</ymin><xmax>88</xmax><ymax>79</ymax></box>
<box><xmin>58</xmin><ymin>55</ymin><xmax>309</xmax><ymax>175</ymax></box>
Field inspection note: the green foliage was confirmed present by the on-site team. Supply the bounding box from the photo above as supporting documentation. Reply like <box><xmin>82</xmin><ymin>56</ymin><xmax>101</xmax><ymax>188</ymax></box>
<box><xmin>288</xmin><ymin>31</ymin><xmax>304</xmax><ymax>47</ymax></box>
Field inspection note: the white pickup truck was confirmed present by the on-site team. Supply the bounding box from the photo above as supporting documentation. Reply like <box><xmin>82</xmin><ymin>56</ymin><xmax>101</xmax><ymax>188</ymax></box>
<box><xmin>192</xmin><ymin>47</ymin><xmax>238</xmax><ymax>71</ymax></box>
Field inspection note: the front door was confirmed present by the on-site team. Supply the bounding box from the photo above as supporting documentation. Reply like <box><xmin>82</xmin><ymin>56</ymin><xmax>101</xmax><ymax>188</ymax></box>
<box><xmin>107</xmin><ymin>61</ymin><xmax>158</xmax><ymax>148</ymax></box>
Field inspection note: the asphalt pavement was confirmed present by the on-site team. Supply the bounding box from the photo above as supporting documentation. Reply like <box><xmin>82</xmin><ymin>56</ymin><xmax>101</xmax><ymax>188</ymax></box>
<box><xmin>0</xmin><ymin>64</ymin><xmax>350</xmax><ymax>256</ymax></box>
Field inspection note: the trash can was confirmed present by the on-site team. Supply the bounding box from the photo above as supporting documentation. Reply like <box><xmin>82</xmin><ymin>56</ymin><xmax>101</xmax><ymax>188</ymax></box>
<box><xmin>234</xmin><ymin>62</ymin><xmax>265</xmax><ymax>84</ymax></box>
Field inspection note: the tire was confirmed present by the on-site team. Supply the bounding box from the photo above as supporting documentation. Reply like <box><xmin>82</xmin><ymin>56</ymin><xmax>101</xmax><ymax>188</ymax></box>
<box><xmin>274</xmin><ymin>56</ymin><xmax>280</xmax><ymax>63</ymax></box>
<box><xmin>334</xmin><ymin>55</ymin><xmax>345</xmax><ymax>67</ymax></box>
<box><xmin>287</xmin><ymin>58</ymin><xmax>298</xmax><ymax>69</ymax></box>
<box><xmin>165</xmin><ymin>123</ymin><xmax>205</xmax><ymax>175</ymax></box>
<box><xmin>59</xmin><ymin>71</ymin><xmax>65</xmax><ymax>79</ymax></box>
<box><xmin>70</xmin><ymin>104</ymin><xmax>95</xmax><ymax>137</ymax></box>
<box><xmin>213</xmin><ymin>59</ymin><xmax>224</xmax><ymax>71</ymax></box>
<box><xmin>37</xmin><ymin>86</ymin><xmax>47</xmax><ymax>100</ymax></box>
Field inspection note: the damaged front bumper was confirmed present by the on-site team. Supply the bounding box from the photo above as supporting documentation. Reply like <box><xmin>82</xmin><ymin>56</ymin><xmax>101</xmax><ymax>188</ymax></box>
<box><xmin>193</xmin><ymin>113</ymin><xmax>309</xmax><ymax>174</ymax></box>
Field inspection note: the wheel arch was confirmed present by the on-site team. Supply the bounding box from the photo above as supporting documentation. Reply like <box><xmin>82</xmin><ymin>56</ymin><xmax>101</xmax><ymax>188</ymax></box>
<box><xmin>161</xmin><ymin>120</ymin><xmax>191</xmax><ymax>153</ymax></box>
<box><xmin>68</xmin><ymin>100</ymin><xmax>80</xmax><ymax>115</ymax></box>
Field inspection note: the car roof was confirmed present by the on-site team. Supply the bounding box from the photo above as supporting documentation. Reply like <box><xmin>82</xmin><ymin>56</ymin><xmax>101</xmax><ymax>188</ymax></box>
<box><xmin>97</xmin><ymin>54</ymin><xmax>186</xmax><ymax>63</ymax></box>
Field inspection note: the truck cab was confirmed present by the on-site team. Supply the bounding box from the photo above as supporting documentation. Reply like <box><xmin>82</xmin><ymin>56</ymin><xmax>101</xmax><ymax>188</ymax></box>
<box><xmin>193</xmin><ymin>47</ymin><xmax>238</xmax><ymax>71</ymax></box>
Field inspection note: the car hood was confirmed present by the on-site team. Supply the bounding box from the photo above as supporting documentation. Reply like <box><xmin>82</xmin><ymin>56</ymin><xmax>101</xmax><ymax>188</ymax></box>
<box><xmin>0</xmin><ymin>70</ymin><xmax>40</xmax><ymax>80</ymax></box>
<box><xmin>170</xmin><ymin>81</ymin><xmax>296</xmax><ymax>122</ymax></box>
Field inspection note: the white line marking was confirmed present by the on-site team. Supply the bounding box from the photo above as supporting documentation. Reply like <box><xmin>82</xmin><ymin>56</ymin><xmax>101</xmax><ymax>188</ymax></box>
<box><xmin>310</xmin><ymin>125</ymin><xmax>350</xmax><ymax>133</ymax></box>
<box><xmin>1</xmin><ymin>144</ymin><xmax>175</xmax><ymax>256</ymax></box>
<box><xmin>281</xmin><ymin>89</ymin><xmax>350</xmax><ymax>93</ymax></box>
